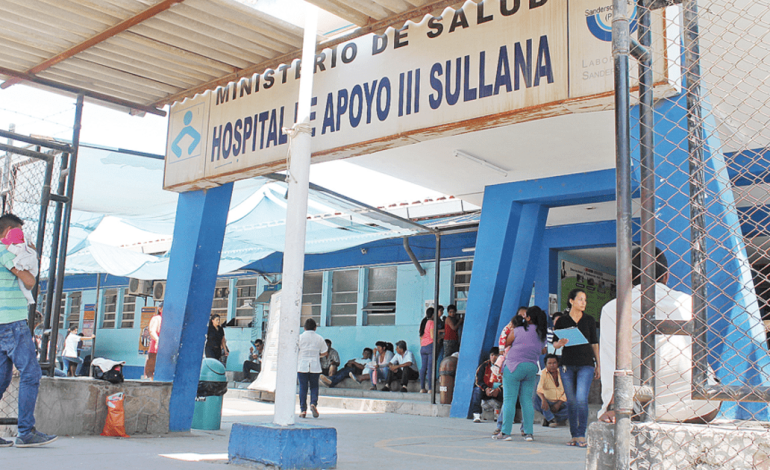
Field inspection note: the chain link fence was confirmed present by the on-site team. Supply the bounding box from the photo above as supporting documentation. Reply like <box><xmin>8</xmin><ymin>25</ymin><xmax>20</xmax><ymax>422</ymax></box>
<box><xmin>603</xmin><ymin>0</ymin><xmax>770</xmax><ymax>468</ymax></box>
<box><xmin>0</xmin><ymin>133</ymin><xmax>66</xmax><ymax>432</ymax></box>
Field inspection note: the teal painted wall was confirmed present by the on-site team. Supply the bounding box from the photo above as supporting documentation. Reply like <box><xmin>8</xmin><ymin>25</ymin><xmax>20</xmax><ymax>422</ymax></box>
<box><xmin>64</xmin><ymin>260</ymin><xmax>457</xmax><ymax>373</ymax></box>
<box><xmin>317</xmin><ymin>261</ymin><xmax>453</xmax><ymax>368</ymax></box>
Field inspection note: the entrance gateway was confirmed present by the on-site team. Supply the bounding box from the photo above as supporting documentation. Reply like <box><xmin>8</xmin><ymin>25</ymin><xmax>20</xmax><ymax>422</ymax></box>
<box><xmin>160</xmin><ymin>0</ymin><xmax>676</xmax><ymax>429</ymax></box>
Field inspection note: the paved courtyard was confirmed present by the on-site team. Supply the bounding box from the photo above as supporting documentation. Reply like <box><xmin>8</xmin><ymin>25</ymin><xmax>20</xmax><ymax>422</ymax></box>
<box><xmin>1</xmin><ymin>396</ymin><xmax>589</xmax><ymax>469</ymax></box>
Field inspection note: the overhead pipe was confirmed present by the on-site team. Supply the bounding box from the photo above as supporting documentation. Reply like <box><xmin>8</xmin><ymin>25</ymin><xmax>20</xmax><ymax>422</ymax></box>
<box><xmin>403</xmin><ymin>237</ymin><xmax>426</xmax><ymax>276</ymax></box>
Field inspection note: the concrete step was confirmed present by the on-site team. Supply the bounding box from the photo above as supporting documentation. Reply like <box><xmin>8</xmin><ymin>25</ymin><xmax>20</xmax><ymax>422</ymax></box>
<box><xmin>226</xmin><ymin>387</ymin><xmax>450</xmax><ymax>418</ymax></box>
<box><xmin>318</xmin><ymin>385</ymin><xmax>433</xmax><ymax>402</ymax></box>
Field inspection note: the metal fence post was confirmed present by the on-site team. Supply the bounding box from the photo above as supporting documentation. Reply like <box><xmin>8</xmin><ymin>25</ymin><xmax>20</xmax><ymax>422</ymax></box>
<box><xmin>682</xmin><ymin>0</ymin><xmax>709</xmax><ymax>392</ymax></box>
<box><xmin>638</xmin><ymin>0</ymin><xmax>657</xmax><ymax>423</ymax></box>
<box><xmin>612</xmin><ymin>0</ymin><xmax>634</xmax><ymax>467</ymax></box>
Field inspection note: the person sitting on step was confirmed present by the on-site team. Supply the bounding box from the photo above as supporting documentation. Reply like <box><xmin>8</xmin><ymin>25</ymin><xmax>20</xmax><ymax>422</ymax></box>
<box><xmin>534</xmin><ymin>354</ymin><xmax>568</xmax><ymax>427</ymax></box>
<box><xmin>468</xmin><ymin>347</ymin><xmax>503</xmax><ymax>423</ymax></box>
<box><xmin>383</xmin><ymin>340</ymin><xmax>419</xmax><ymax>392</ymax></box>
<box><xmin>320</xmin><ymin>339</ymin><xmax>340</xmax><ymax>377</ymax></box>
<box><xmin>320</xmin><ymin>348</ymin><xmax>373</xmax><ymax>388</ymax></box>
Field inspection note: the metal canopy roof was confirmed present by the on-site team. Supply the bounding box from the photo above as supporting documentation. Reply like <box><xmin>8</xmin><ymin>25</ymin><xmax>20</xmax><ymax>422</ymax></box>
<box><xmin>0</xmin><ymin>0</ymin><xmax>463</xmax><ymax>116</ymax></box>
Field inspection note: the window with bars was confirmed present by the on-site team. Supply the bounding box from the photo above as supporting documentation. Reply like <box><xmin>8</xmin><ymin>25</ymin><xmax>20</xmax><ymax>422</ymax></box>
<box><xmin>330</xmin><ymin>269</ymin><xmax>358</xmax><ymax>326</ymax></box>
<box><xmin>102</xmin><ymin>288</ymin><xmax>119</xmax><ymax>329</ymax></box>
<box><xmin>121</xmin><ymin>292</ymin><xmax>136</xmax><ymax>329</ymax></box>
<box><xmin>301</xmin><ymin>272</ymin><xmax>323</xmax><ymax>326</ymax></box>
<box><xmin>211</xmin><ymin>279</ymin><xmax>230</xmax><ymax>321</ymax></box>
<box><xmin>365</xmin><ymin>267</ymin><xmax>397</xmax><ymax>325</ymax></box>
<box><xmin>67</xmin><ymin>292</ymin><xmax>82</xmax><ymax>329</ymax></box>
<box><xmin>234</xmin><ymin>277</ymin><xmax>257</xmax><ymax>327</ymax></box>
<box><xmin>453</xmin><ymin>259</ymin><xmax>473</xmax><ymax>316</ymax></box>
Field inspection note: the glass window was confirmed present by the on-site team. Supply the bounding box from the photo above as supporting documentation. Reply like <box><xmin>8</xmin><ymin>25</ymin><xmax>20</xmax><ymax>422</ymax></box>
<box><xmin>67</xmin><ymin>292</ymin><xmax>82</xmax><ymax>329</ymax></box>
<box><xmin>301</xmin><ymin>272</ymin><xmax>323</xmax><ymax>326</ymax></box>
<box><xmin>102</xmin><ymin>289</ymin><xmax>118</xmax><ymax>329</ymax></box>
<box><xmin>453</xmin><ymin>259</ymin><xmax>474</xmax><ymax>315</ymax></box>
<box><xmin>234</xmin><ymin>277</ymin><xmax>257</xmax><ymax>327</ymax></box>
<box><xmin>121</xmin><ymin>292</ymin><xmax>136</xmax><ymax>329</ymax></box>
<box><xmin>211</xmin><ymin>279</ymin><xmax>230</xmax><ymax>321</ymax></box>
<box><xmin>365</xmin><ymin>267</ymin><xmax>397</xmax><ymax>325</ymax></box>
<box><xmin>330</xmin><ymin>269</ymin><xmax>358</xmax><ymax>326</ymax></box>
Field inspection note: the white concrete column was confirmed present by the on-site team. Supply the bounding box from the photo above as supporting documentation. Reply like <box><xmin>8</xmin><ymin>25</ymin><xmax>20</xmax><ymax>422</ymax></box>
<box><xmin>273</xmin><ymin>5</ymin><xmax>318</xmax><ymax>427</ymax></box>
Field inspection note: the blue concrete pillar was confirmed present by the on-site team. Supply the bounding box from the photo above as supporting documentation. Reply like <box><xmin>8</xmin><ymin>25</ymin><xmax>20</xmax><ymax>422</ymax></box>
<box><xmin>534</xmin><ymin>245</ymin><xmax>554</xmax><ymax>315</ymax></box>
<box><xmin>450</xmin><ymin>171</ymin><xmax>617</xmax><ymax>419</ymax></box>
<box><xmin>497</xmin><ymin>203</ymin><xmax>549</xmax><ymax>333</ymax></box>
<box><xmin>449</xmin><ymin>190</ymin><xmax>521</xmax><ymax>418</ymax></box>
<box><xmin>155</xmin><ymin>183</ymin><xmax>234</xmax><ymax>431</ymax></box>
<box><xmin>635</xmin><ymin>95</ymin><xmax>769</xmax><ymax>419</ymax></box>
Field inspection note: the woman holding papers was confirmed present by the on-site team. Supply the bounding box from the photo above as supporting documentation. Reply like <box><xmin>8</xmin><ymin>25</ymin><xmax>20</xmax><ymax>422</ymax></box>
<box><xmin>553</xmin><ymin>288</ymin><xmax>600</xmax><ymax>447</ymax></box>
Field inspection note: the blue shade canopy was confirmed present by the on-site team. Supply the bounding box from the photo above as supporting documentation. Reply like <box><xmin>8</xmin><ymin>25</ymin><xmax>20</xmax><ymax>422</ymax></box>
<box><xmin>33</xmin><ymin>146</ymin><xmax>429</xmax><ymax>280</ymax></box>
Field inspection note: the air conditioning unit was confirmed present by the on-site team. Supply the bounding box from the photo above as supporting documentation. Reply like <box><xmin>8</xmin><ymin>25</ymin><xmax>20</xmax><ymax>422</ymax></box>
<box><xmin>153</xmin><ymin>281</ymin><xmax>166</xmax><ymax>301</ymax></box>
<box><xmin>128</xmin><ymin>278</ymin><xmax>153</xmax><ymax>297</ymax></box>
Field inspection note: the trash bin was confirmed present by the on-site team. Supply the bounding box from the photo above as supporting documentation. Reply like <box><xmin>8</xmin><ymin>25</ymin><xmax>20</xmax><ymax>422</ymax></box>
<box><xmin>191</xmin><ymin>358</ymin><xmax>228</xmax><ymax>430</ymax></box>
<box><xmin>439</xmin><ymin>355</ymin><xmax>458</xmax><ymax>405</ymax></box>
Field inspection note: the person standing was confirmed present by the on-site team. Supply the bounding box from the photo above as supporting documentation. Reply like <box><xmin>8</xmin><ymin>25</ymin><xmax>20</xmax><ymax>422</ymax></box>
<box><xmin>0</xmin><ymin>213</ymin><xmax>57</xmax><ymax>447</ymax></box>
<box><xmin>553</xmin><ymin>288</ymin><xmax>600</xmax><ymax>448</ymax></box>
<box><xmin>494</xmin><ymin>306</ymin><xmax>564</xmax><ymax>442</ymax></box>
<box><xmin>297</xmin><ymin>318</ymin><xmax>328</xmax><ymax>418</ymax></box>
<box><xmin>144</xmin><ymin>306</ymin><xmax>162</xmax><ymax>380</ymax></box>
<box><xmin>598</xmin><ymin>247</ymin><xmax>720</xmax><ymax>424</ymax></box>
<box><xmin>61</xmin><ymin>326</ymin><xmax>94</xmax><ymax>377</ymax></box>
<box><xmin>205</xmin><ymin>315</ymin><xmax>228</xmax><ymax>364</ymax></box>
<box><xmin>418</xmin><ymin>308</ymin><xmax>436</xmax><ymax>393</ymax></box>
<box><xmin>443</xmin><ymin>304</ymin><xmax>463</xmax><ymax>357</ymax></box>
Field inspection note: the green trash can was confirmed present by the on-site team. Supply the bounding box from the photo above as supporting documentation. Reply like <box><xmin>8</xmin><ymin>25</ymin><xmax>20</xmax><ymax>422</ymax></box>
<box><xmin>191</xmin><ymin>358</ymin><xmax>228</xmax><ymax>430</ymax></box>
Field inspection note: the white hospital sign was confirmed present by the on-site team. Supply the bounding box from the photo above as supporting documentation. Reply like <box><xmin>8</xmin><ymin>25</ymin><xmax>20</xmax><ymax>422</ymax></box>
<box><xmin>164</xmin><ymin>0</ymin><xmax>668</xmax><ymax>192</ymax></box>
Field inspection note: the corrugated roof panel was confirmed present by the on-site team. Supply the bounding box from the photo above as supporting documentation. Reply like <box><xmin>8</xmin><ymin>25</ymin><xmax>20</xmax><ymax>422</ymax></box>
<box><xmin>39</xmin><ymin>67</ymin><xmax>166</xmax><ymax>103</ymax></box>
<box><xmin>109</xmin><ymin>34</ymin><xmax>236</xmax><ymax>75</ymax></box>
<box><xmin>77</xmin><ymin>49</ymin><xmax>200</xmax><ymax>89</ymax></box>
<box><xmin>0</xmin><ymin>0</ymin><xmax>463</xmax><ymax>113</ymax></box>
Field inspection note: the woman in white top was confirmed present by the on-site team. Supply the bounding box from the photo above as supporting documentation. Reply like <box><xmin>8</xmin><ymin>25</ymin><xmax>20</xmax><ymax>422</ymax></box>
<box><xmin>297</xmin><ymin>318</ymin><xmax>328</xmax><ymax>418</ymax></box>
<box><xmin>62</xmin><ymin>326</ymin><xmax>95</xmax><ymax>377</ymax></box>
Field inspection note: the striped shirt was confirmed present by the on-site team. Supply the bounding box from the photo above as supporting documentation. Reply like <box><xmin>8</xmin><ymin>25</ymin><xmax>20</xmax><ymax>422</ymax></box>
<box><xmin>0</xmin><ymin>245</ymin><xmax>29</xmax><ymax>325</ymax></box>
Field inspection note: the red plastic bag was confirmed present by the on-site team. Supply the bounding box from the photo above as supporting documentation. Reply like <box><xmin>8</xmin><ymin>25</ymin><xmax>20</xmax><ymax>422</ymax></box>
<box><xmin>101</xmin><ymin>392</ymin><xmax>129</xmax><ymax>438</ymax></box>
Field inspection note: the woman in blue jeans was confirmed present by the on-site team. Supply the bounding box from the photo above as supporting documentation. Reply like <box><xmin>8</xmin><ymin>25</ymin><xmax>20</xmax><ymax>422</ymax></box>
<box><xmin>418</xmin><ymin>308</ymin><xmax>436</xmax><ymax>393</ymax></box>
<box><xmin>554</xmin><ymin>288</ymin><xmax>600</xmax><ymax>447</ymax></box>
<box><xmin>494</xmin><ymin>306</ymin><xmax>566</xmax><ymax>442</ymax></box>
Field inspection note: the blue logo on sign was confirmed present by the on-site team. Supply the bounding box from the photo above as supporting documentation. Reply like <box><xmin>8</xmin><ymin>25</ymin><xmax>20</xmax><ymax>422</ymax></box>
<box><xmin>171</xmin><ymin>110</ymin><xmax>201</xmax><ymax>158</ymax></box>
<box><xmin>586</xmin><ymin>5</ymin><xmax>638</xmax><ymax>42</ymax></box>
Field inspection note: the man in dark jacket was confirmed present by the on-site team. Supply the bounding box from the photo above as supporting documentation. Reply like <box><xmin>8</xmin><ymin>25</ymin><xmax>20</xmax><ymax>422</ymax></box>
<box><xmin>468</xmin><ymin>347</ymin><xmax>503</xmax><ymax>422</ymax></box>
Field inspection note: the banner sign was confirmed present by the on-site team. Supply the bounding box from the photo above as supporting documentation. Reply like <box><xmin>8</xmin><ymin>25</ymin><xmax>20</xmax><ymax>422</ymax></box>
<box><xmin>559</xmin><ymin>259</ymin><xmax>616</xmax><ymax>320</ymax></box>
<box><xmin>164</xmin><ymin>0</ymin><xmax>667</xmax><ymax>191</ymax></box>
<box><xmin>82</xmin><ymin>304</ymin><xmax>96</xmax><ymax>338</ymax></box>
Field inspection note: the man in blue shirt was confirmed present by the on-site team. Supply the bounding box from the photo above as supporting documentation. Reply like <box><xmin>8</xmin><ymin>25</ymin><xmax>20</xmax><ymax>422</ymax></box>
<box><xmin>0</xmin><ymin>213</ymin><xmax>57</xmax><ymax>447</ymax></box>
